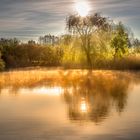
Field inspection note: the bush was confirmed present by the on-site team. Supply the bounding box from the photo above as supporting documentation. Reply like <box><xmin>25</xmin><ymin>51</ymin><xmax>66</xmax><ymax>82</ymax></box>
<box><xmin>0</xmin><ymin>60</ymin><xmax>5</xmax><ymax>71</ymax></box>
<box><xmin>0</xmin><ymin>52</ymin><xmax>5</xmax><ymax>71</ymax></box>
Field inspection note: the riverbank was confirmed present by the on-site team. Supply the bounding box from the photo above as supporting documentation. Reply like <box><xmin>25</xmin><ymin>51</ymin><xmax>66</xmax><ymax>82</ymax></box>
<box><xmin>0</xmin><ymin>68</ymin><xmax>139</xmax><ymax>89</ymax></box>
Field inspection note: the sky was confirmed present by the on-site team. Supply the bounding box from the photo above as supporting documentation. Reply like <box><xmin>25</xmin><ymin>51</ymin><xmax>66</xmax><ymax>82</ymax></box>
<box><xmin>0</xmin><ymin>0</ymin><xmax>140</xmax><ymax>42</ymax></box>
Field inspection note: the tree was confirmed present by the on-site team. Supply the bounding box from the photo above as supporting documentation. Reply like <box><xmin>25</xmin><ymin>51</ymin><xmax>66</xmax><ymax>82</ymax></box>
<box><xmin>0</xmin><ymin>38</ymin><xmax>19</xmax><ymax>68</ymax></box>
<box><xmin>28</xmin><ymin>40</ymin><xmax>36</xmax><ymax>45</ymax></box>
<box><xmin>133</xmin><ymin>38</ymin><xmax>140</xmax><ymax>53</ymax></box>
<box><xmin>66</xmin><ymin>13</ymin><xmax>111</xmax><ymax>68</ymax></box>
<box><xmin>0</xmin><ymin>51</ymin><xmax>5</xmax><ymax>71</ymax></box>
<box><xmin>110</xmin><ymin>22</ymin><xmax>129</xmax><ymax>59</ymax></box>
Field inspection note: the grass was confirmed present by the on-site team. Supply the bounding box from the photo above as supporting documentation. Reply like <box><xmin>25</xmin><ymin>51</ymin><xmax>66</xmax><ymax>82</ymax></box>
<box><xmin>0</xmin><ymin>68</ymin><xmax>139</xmax><ymax>90</ymax></box>
<box><xmin>62</xmin><ymin>55</ymin><xmax>140</xmax><ymax>70</ymax></box>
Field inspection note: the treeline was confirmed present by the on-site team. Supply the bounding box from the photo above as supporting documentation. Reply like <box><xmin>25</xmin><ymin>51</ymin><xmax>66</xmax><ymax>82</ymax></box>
<box><xmin>0</xmin><ymin>38</ymin><xmax>63</xmax><ymax>69</ymax></box>
<box><xmin>0</xmin><ymin>13</ymin><xmax>140</xmax><ymax>70</ymax></box>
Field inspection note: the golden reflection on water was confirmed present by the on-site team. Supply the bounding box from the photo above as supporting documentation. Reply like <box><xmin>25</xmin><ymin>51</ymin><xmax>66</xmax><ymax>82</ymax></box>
<box><xmin>19</xmin><ymin>86</ymin><xmax>63</xmax><ymax>96</ymax></box>
<box><xmin>80</xmin><ymin>98</ymin><xmax>88</xmax><ymax>113</ymax></box>
<box><xmin>0</xmin><ymin>70</ymin><xmax>140</xmax><ymax>139</ymax></box>
<box><xmin>0</xmin><ymin>70</ymin><xmax>140</xmax><ymax>124</ymax></box>
<box><xmin>60</xmin><ymin>71</ymin><xmax>135</xmax><ymax>123</ymax></box>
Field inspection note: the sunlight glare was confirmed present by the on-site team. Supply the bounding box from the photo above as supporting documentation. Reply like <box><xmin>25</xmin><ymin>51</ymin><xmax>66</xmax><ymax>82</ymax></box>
<box><xmin>75</xmin><ymin>1</ymin><xmax>90</xmax><ymax>17</ymax></box>
<box><xmin>80</xmin><ymin>99</ymin><xmax>88</xmax><ymax>113</ymax></box>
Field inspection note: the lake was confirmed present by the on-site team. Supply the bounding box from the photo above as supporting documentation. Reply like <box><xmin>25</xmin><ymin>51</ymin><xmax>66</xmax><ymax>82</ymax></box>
<box><xmin>0</xmin><ymin>69</ymin><xmax>140</xmax><ymax>140</ymax></box>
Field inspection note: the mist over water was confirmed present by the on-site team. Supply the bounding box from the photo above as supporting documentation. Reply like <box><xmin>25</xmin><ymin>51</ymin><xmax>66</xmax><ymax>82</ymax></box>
<box><xmin>0</xmin><ymin>70</ymin><xmax>140</xmax><ymax>140</ymax></box>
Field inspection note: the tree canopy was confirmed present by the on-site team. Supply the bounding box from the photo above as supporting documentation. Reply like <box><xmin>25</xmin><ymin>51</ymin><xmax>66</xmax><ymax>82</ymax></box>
<box><xmin>66</xmin><ymin>13</ymin><xmax>111</xmax><ymax>68</ymax></box>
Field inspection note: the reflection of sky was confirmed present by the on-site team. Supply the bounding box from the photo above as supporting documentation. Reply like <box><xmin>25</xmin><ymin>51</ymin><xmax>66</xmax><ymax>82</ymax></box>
<box><xmin>0</xmin><ymin>0</ymin><xmax>140</xmax><ymax>41</ymax></box>
<box><xmin>19</xmin><ymin>86</ymin><xmax>64</xmax><ymax>96</ymax></box>
<box><xmin>0</xmin><ymin>86</ymin><xmax>63</xmax><ymax>96</ymax></box>
<box><xmin>0</xmin><ymin>85</ymin><xmax>140</xmax><ymax>140</ymax></box>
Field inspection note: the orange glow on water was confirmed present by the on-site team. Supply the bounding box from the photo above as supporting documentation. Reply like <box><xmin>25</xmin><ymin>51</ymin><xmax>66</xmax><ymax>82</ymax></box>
<box><xmin>80</xmin><ymin>98</ymin><xmax>88</xmax><ymax>113</ymax></box>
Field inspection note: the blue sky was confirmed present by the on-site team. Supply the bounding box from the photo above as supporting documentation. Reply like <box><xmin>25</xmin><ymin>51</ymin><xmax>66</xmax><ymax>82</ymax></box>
<box><xmin>0</xmin><ymin>0</ymin><xmax>140</xmax><ymax>42</ymax></box>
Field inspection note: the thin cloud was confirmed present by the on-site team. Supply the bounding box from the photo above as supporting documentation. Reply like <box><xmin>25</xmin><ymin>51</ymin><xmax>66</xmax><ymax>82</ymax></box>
<box><xmin>0</xmin><ymin>0</ymin><xmax>140</xmax><ymax>41</ymax></box>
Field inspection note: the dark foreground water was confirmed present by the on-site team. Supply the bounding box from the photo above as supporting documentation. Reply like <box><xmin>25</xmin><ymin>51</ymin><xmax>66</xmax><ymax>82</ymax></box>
<box><xmin>0</xmin><ymin>70</ymin><xmax>140</xmax><ymax>140</ymax></box>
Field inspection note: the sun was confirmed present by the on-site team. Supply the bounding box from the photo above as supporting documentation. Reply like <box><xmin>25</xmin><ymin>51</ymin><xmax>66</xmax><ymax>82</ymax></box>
<box><xmin>75</xmin><ymin>1</ymin><xmax>90</xmax><ymax>17</ymax></box>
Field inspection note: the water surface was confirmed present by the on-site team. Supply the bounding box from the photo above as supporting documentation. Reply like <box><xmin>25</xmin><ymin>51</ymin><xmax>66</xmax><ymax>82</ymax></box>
<box><xmin>0</xmin><ymin>70</ymin><xmax>140</xmax><ymax>140</ymax></box>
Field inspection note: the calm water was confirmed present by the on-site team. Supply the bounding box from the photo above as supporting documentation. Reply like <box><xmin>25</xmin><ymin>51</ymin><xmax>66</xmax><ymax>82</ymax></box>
<box><xmin>0</xmin><ymin>70</ymin><xmax>140</xmax><ymax>140</ymax></box>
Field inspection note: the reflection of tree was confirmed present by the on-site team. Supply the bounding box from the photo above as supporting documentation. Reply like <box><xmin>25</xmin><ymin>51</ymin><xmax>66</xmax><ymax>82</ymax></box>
<box><xmin>0</xmin><ymin>70</ymin><xmax>136</xmax><ymax>124</ymax></box>
<box><xmin>61</xmin><ymin>71</ymin><xmax>130</xmax><ymax>124</ymax></box>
